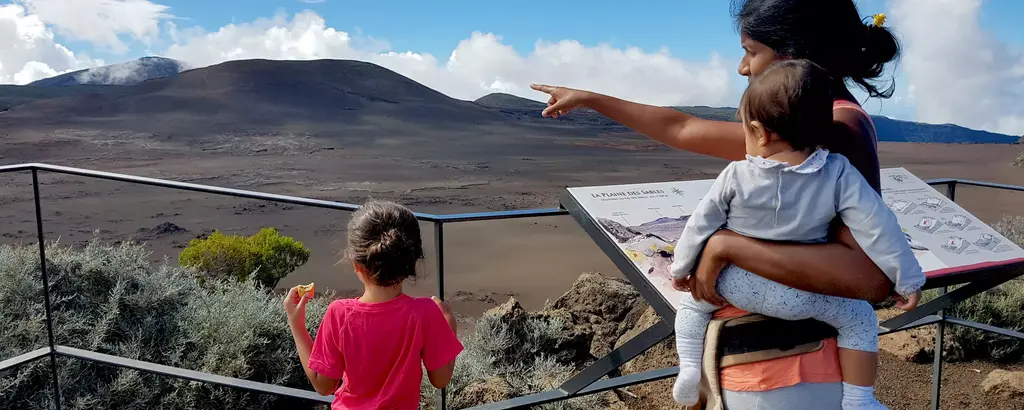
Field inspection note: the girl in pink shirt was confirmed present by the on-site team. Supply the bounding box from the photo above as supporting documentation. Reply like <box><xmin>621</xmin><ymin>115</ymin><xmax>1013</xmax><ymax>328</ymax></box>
<box><xmin>284</xmin><ymin>200</ymin><xmax>464</xmax><ymax>409</ymax></box>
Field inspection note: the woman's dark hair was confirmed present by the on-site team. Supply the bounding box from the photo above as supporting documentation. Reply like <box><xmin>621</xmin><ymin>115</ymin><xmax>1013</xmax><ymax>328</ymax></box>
<box><xmin>739</xmin><ymin>59</ymin><xmax>833</xmax><ymax>151</ymax></box>
<box><xmin>345</xmin><ymin>200</ymin><xmax>424</xmax><ymax>287</ymax></box>
<box><xmin>732</xmin><ymin>0</ymin><xmax>901</xmax><ymax>98</ymax></box>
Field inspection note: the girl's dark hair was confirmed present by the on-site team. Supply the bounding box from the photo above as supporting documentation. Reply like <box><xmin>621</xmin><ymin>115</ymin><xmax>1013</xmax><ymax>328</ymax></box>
<box><xmin>732</xmin><ymin>0</ymin><xmax>901</xmax><ymax>98</ymax></box>
<box><xmin>345</xmin><ymin>200</ymin><xmax>424</xmax><ymax>287</ymax></box>
<box><xmin>739</xmin><ymin>59</ymin><xmax>833</xmax><ymax>151</ymax></box>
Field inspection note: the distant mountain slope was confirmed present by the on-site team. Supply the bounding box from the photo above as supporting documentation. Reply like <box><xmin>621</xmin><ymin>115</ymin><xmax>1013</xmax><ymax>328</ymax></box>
<box><xmin>0</xmin><ymin>84</ymin><xmax>121</xmax><ymax>109</ymax></box>
<box><xmin>28</xmin><ymin>57</ymin><xmax>189</xmax><ymax>87</ymax></box>
<box><xmin>8</xmin><ymin>59</ymin><xmax>502</xmax><ymax>126</ymax></box>
<box><xmin>474</xmin><ymin>93</ymin><xmax>1018</xmax><ymax>144</ymax></box>
<box><xmin>0</xmin><ymin>59</ymin><xmax>1016</xmax><ymax>144</ymax></box>
<box><xmin>871</xmin><ymin>117</ymin><xmax>1017</xmax><ymax>144</ymax></box>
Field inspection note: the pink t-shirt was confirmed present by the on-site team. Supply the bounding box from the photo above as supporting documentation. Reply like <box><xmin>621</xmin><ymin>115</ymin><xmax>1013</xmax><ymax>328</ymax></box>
<box><xmin>308</xmin><ymin>294</ymin><xmax>464</xmax><ymax>410</ymax></box>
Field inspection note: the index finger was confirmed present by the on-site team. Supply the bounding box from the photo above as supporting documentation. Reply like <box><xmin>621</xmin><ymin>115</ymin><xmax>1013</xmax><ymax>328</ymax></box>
<box><xmin>530</xmin><ymin>84</ymin><xmax>554</xmax><ymax>93</ymax></box>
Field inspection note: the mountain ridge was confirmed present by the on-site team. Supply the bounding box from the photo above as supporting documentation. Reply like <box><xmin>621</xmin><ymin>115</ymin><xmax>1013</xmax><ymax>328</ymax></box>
<box><xmin>474</xmin><ymin>92</ymin><xmax>1018</xmax><ymax>144</ymax></box>
<box><xmin>28</xmin><ymin>57</ymin><xmax>189</xmax><ymax>87</ymax></box>
<box><xmin>3</xmin><ymin>58</ymin><xmax>1018</xmax><ymax>144</ymax></box>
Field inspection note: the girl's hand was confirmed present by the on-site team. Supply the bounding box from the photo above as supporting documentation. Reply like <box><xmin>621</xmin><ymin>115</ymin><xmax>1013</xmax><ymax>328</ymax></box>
<box><xmin>284</xmin><ymin>286</ymin><xmax>312</xmax><ymax>325</ymax></box>
<box><xmin>530</xmin><ymin>84</ymin><xmax>593</xmax><ymax>118</ymax></box>
<box><xmin>894</xmin><ymin>290</ymin><xmax>922</xmax><ymax>311</ymax></box>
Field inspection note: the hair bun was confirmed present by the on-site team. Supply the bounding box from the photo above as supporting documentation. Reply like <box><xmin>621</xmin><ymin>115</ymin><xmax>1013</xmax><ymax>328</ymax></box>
<box><xmin>377</xmin><ymin>228</ymin><xmax>403</xmax><ymax>251</ymax></box>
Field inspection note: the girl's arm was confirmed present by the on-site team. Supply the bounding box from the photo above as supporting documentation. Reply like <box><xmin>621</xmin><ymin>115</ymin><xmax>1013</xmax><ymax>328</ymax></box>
<box><xmin>289</xmin><ymin>320</ymin><xmax>342</xmax><ymax>395</ymax></box>
<box><xmin>531</xmin><ymin>86</ymin><xmax>891</xmax><ymax>301</ymax></box>
<box><xmin>670</xmin><ymin>163</ymin><xmax>736</xmax><ymax>281</ymax></box>
<box><xmin>424</xmin><ymin>297</ymin><xmax>461</xmax><ymax>389</ymax></box>
<box><xmin>284</xmin><ymin>288</ymin><xmax>341</xmax><ymax>396</ymax></box>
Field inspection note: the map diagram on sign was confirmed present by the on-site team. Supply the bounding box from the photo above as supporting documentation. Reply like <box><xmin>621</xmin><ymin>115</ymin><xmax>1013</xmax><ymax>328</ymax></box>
<box><xmin>565</xmin><ymin>180</ymin><xmax>715</xmax><ymax>309</ymax></box>
<box><xmin>565</xmin><ymin>169</ymin><xmax>1024</xmax><ymax>310</ymax></box>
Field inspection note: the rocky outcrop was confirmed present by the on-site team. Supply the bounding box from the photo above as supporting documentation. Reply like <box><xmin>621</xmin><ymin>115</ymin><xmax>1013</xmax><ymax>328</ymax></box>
<box><xmin>497</xmin><ymin>272</ymin><xmax>675</xmax><ymax>409</ymax></box>
<box><xmin>981</xmin><ymin>370</ymin><xmax>1024</xmax><ymax>398</ymax></box>
<box><xmin>546</xmin><ymin>272</ymin><xmax>647</xmax><ymax>358</ymax></box>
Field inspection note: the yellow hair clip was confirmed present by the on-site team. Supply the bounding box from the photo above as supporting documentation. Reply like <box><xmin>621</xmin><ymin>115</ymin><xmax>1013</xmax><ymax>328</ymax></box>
<box><xmin>872</xmin><ymin>13</ymin><xmax>887</xmax><ymax>27</ymax></box>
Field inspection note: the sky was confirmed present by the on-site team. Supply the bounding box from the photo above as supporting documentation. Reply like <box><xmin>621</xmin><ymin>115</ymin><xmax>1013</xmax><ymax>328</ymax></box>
<box><xmin>1</xmin><ymin>0</ymin><xmax>1023</xmax><ymax>135</ymax></box>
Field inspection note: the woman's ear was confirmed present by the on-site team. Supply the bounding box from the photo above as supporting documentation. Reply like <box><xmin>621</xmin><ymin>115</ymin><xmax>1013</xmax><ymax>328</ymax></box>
<box><xmin>749</xmin><ymin>120</ymin><xmax>769</xmax><ymax>147</ymax></box>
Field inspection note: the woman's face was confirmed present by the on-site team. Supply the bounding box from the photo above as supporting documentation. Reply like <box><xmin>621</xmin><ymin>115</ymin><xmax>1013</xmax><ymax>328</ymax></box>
<box><xmin>738</xmin><ymin>34</ymin><xmax>779</xmax><ymax>80</ymax></box>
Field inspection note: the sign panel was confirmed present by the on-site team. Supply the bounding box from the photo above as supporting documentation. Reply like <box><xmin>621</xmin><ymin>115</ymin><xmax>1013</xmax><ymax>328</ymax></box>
<box><xmin>563</xmin><ymin>168</ymin><xmax>1024</xmax><ymax>310</ymax></box>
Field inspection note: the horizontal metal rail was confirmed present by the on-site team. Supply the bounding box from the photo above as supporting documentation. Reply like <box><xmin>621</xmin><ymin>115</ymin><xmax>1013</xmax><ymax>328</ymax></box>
<box><xmin>53</xmin><ymin>346</ymin><xmax>334</xmax><ymax>404</ymax></box>
<box><xmin>0</xmin><ymin>163</ymin><xmax>569</xmax><ymax>223</ymax></box>
<box><xmin>877</xmin><ymin>315</ymin><xmax>943</xmax><ymax>336</ymax></box>
<box><xmin>0</xmin><ymin>347</ymin><xmax>52</xmax><ymax>372</ymax></box>
<box><xmin>944</xmin><ymin>317</ymin><xmax>1024</xmax><ymax>340</ymax></box>
<box><xmin>0</xmin><ymin>163</ymin><xmax>1015</xmax><ymax>224</ymax></box>
<box><xmin>0</xmin><ymin>162</ymin><xmax>1022</xmax><ymax>410</ymax></box>
<box><xmin>470</xmin><ymin>366</ymin><xmax>678</xmax><ymax>410</ymax></box>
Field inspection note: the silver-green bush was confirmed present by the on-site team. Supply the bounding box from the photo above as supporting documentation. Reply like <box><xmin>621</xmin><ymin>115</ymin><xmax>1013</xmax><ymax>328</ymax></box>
<box><xmin>2</xmin><ymin>240</ymin><xmax>596</xmax><ymax>409</ymax></box>
<box><xmin>421</xmin><ymin>306</ymin><xmax>604</xmax><ymax>410</ymax></box>
<box><xmin>0</xmin><ymin>240</ymin><xmax>329</xmax><ymax>410</ymax></box>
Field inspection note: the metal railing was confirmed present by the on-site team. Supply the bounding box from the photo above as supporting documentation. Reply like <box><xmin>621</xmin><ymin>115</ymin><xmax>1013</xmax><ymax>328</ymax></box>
<box><xmin>0</xmin><ymin>162</ymin><xmax>1022</xmax><ymax>410</ymax></box>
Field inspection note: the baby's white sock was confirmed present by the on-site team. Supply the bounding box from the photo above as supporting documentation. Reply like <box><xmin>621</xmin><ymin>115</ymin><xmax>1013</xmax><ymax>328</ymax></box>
<box><xmin>841</xmin><ymin>382</ymin><xmax>889</xmax><ymax>410</ymax></box>
<box><xmin>672</xmin><ymin>338</ymin><xmax>704</xmax><ymax>405</ymax></box>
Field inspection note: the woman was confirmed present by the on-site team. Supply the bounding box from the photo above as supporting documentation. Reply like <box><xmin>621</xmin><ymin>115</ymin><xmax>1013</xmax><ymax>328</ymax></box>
<box><xmin>532</xmin><ymin>1</ymin><xmax>901</xmax><ymax>409</ymax></box>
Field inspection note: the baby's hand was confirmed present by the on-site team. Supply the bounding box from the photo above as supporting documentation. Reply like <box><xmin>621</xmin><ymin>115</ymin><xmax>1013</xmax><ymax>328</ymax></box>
<box><xmin>672</xmin><ymin>276</ymin><xmax>691</xmax><ymax>292</ymax></box>
<box><xmin>894</xmin><ymin>290</ymin><xmax>922</xmax><ymax>311</ymax></box>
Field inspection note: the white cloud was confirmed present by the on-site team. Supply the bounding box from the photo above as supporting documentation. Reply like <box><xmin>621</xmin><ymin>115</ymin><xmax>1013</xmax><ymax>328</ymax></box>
<box><xmin>0</xmin><ymin>4</ymin><xmax>101</xmax><ymax>84</ymax></box>
<box><xmin>16</xmin><ymin>0</ymin><xmax>172</xmax><ymax>53</ymax></box>
<box><xmin>164</xmin><ymin>11</ymin><xmax>734</xmax><ymax>106</ymax></box>
<box><xmin>891</xmin><ymin>0</ymin><xmax>1024</xmax><ymax>135</ymax></box>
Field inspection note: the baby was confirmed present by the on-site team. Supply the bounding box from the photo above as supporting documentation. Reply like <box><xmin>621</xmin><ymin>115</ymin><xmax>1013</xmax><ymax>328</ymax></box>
<box><xmin>669</xmin><ymin>59</ymin><xmax>925</xmax><ymax>410</ymax></box>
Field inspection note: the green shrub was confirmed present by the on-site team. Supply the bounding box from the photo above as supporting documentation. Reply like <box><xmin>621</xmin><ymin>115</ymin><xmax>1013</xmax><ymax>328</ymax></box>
<box><xmin>179</xmin><ymin>227</ymin><xmax>310</xmax><ymax>290</ymax></box>
<box><xmin>924</xmin><ymin>215</ymin><xmax>1024</xmax><ymax>362</ymax></box>
<box><xmin>0</xmin><ymin>240</ymin><xmax>329</xmax><ymax>410</ymax></box>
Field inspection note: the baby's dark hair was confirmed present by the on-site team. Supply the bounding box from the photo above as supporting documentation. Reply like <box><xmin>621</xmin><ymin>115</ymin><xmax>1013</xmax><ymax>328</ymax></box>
<box><xmin>738</xmin><ymin>59</ymin><xmax>833</xmax><ymax>151</ymax></box>
<box><xmin>732</xmin><ymin>0</ymin><xmax>901</xmax><ymax>98</ymax></box>
<box><xmin>345</xmin><ymin>200</ymin><xmax>424</xmax><ymax>287</ymax></box>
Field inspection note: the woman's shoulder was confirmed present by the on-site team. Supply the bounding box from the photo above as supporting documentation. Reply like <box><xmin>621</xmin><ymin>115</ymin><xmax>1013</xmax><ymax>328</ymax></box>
<box><xmin>831</xmin><ymin>99</ymin><xmax>877</xmax><ymax>142</ymax></box>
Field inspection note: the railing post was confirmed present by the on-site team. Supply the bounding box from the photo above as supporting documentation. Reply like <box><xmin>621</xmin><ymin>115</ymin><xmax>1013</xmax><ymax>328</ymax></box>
<box><xmin>931</xmin><ymin>286</ymin><xmax>946</xmax><ymax>410</ymax></box>
<box><xmin>434</xmin><ymin>221</ymin><xmax>446</xmax><ymax>410</ymax></box>
<box><xmin>929</xmin><ymin>181</ymin><xmax>955</xmax><ymax>410</ymax></box>
<box><xmin>32</xmin><ymin>169</ymin><xmax>61</xmax><ymax>410</ymax></box>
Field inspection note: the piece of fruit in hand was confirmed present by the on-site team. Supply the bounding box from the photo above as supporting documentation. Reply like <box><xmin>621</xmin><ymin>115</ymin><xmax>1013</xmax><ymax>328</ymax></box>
<box><xmin>296</xmin><ymin>283</ymin><xmax>315</xmax><ymax>298</ymax></box>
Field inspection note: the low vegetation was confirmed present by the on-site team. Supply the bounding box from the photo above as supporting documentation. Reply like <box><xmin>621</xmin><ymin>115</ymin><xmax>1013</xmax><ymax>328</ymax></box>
<box><xmin>178</xmin><ymin>227</ymin><xmax>310</xmax><ymax>290</ymax></box>
<box><xmin>0</xmin><ymin>240</ymin><xmax>328</xmax><ymax>410</ymax></box>
<box><xmin>2</xmin><ymin>240</ymin><xmax>594</xmax><ymax>409</ymax></box>
<box><xmin>421</xmin><ymin>305</ymin><xmax>602</xmax><ymax>410</ymax></box>
<box><xmin>925</xmin><ymin>215</ymin><xmax>1024</xmax><ymax>362</ymax></box>
<box><xmin>1014</xmin><ymin>151</ymin><xmax>1023</xmax><ymax>168</ymax></box>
